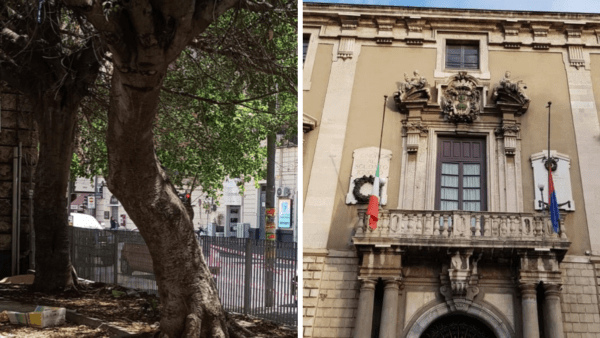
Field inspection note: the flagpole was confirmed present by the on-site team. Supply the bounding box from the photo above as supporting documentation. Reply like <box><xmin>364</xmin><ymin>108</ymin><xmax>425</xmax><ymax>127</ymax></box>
<box><xmin>547</xmin><ymin>101</ymin><xmax>551</xmax><ymax>205</ymax></box>
<box><xmin>377</xmin><ymin>95</ymin><xmax>388</xmax><ymax>170</ymax></box>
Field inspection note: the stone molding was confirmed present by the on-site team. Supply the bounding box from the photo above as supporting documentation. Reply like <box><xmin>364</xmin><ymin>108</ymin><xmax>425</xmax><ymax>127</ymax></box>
<box><xmin>518</xmin><ymin>250</ymin><xmax>563</xmax><ymax>286</ymax></box>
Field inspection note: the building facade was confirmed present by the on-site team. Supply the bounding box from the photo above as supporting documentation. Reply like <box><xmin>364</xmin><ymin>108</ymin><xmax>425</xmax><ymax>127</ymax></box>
<box><xmin>75</xmin><ymin>138</ymin><xmax>298</xmax><ymax>241</ymax></box>
<box><xmin>303</xmin><ymin>4</ymin><xmax>600</xmax><ymax>338</ymax></box>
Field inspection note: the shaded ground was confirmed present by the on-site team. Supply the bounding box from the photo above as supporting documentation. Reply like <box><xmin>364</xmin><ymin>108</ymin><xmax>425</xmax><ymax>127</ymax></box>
<box><xmin>0</xmin><ymin>282</ymin><xmax>296</xmax><ymax>337</ymax></box>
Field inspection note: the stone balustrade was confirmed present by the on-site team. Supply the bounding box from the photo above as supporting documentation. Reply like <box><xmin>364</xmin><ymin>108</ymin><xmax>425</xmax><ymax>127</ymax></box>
<box><xmin>354</xmin><ymin>208</ymin><xmax>568</xmax><ymax>243</ymax></box>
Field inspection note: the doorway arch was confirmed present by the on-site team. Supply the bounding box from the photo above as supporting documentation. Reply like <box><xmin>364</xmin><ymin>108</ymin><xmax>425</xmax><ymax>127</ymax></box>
<box><xmin>420</xmin><ymin>314</ymin><xmax>496</xmax><ymax>338</ymax></box>
<box><xmin>405</xmin><ymin>302</ymin><xmax>513</xmax><ymax>338</ymax></box>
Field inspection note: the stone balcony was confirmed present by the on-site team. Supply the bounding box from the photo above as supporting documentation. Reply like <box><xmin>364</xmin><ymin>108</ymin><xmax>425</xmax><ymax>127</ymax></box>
<box><xmin>353</xmin><ymin>208</ymin><xmax>571</xmax><ymax>254</ymax></box>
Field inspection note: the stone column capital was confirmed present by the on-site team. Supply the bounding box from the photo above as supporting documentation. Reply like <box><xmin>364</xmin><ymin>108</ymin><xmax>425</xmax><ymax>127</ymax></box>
<box><xmin>519</xmin><ymin>282</ymin><xmax>538</xmax><ymax>299</ymax></box>
<box><xmin>383</xmin><ymin>279</ymin><xmax>401</xmax><ymax>290</ymax></box>
<box><xmin>359</xmin><ymin>278</ymin><xmax>377</xmax><ymax>290</ymax></box>
<box><xmin>543</xmin><ymin>283</ymin><xmax>562</xmax><ymax>299</ymax></box>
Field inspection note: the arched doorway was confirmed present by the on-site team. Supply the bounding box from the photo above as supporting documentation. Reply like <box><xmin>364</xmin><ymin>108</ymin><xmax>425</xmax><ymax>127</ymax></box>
<box><xmin>421</xmin><ymin>314</ymin><xmax>497</xmax><ymax>338</ymax></box>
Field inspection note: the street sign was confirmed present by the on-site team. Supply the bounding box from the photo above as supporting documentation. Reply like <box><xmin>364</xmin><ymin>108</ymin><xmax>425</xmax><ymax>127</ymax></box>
<box><xmin>278</xmin><ymin>199</ymin><xmax>291</xmax><ymax>228</ymax></box>
<box><xmin>87</xmin><ymin>196</ymin><xmax>95</xmax><ymax>209</ymax></box>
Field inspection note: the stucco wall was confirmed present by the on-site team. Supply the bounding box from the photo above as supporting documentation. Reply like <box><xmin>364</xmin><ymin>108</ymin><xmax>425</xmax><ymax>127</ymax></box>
<box><xmin>326</xmin><ymin>45</ymin><xmax>437</xmax><ymax>250</ymax></box>
<box><xmin>488</xmin><ymin>50</ymin><xmax>589</xmax><ymax>255</ymax></box>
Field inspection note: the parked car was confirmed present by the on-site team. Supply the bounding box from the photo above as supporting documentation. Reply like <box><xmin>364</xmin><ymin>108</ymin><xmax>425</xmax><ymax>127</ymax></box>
<box><xmin>70</xmin><ymin>213</ymin><xmax>113</xmax><ymax>268</ymax></box>
<box><xmin>120</xmin><ymin>242</ymin><xmax>220</xmax><ymax>277</ymax></box>
<box><xmin>69</xmin><ymin>213</ymin><xmax>103</xmax><ymax>229</ymax></box>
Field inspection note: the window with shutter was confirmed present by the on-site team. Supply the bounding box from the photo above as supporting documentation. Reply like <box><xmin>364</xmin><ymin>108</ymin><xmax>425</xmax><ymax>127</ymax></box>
<box><xmin>446</xmin><ymin>42</ymin><xmax>479</xmax><ymax>69</ymax></box>
<box><xmin>435</xmin><ymin>137</ymin><xmax>487</xmax><ymax>211</ymax></box>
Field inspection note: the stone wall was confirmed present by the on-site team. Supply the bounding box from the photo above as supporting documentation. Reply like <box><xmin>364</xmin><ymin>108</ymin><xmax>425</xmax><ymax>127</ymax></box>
<box><xmin>303</xmin><ymin>250</ymin><xmax>359</xmax><ymax>338</ymax></box>
<box><xmin>561</xmin><ymin>256</ymin><xmax>600</xmax><ymax>338</ymax></box>
<box><xmin>0</xmin><ymin>85</ymin><xmax>37</xmax><ymax>277</ymax></box>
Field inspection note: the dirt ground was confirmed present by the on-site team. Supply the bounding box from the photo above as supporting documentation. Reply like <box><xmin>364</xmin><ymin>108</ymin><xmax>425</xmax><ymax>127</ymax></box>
<box><xmin>0</xmin><ymin>282</ymin><xmax>297</xmax><ymax>338</ymax></box>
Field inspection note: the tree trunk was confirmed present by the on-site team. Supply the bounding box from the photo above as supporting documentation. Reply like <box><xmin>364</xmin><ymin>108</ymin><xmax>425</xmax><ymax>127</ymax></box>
<box><xmin>106</xmin><ymin>69</ymin><xmax>229</xmax><ymax>337</ymax></box>
<box><xmin>32</xmin><ymin>92</ymin><xmax>80</xmax><ymax>292</ymax></box>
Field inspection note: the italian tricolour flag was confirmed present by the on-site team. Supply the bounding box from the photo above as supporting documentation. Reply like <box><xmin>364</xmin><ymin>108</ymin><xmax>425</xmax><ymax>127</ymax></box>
<box><xmin>366</xmin><ymin>166</ymin><xmax>380</xmax><ymax>230</ymax></box>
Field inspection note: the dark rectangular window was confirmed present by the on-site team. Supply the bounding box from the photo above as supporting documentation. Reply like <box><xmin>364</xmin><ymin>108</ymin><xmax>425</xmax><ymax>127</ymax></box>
<box><xmin>446</xmin><ymin>42</ymin><xmax>479</xmax><ymax>69</ymax></box>
<box><xmin>303</xmin><ymin>34</ymin><xmax>310</xmax><ymax>65</ymax></box>
<box><xmin>435</xmin><ymin>137</ymin><xmax>486</xmax><ymax>211</ymax></box>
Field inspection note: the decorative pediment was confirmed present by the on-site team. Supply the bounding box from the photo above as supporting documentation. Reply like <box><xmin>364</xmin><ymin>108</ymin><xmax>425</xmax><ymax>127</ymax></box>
<box><xmin>440</xmin><ymin>72</ymin><xmax>483</xmax><ymax>123</ymax></box>
<box><xmin>492</xmin><ymin>71</ymin><xmax>530</xmax><ymax>114</ymax></box>
<box><xmin>393</xmin><ymin>70</ymin><xmax>431</xmax><ymax>112</ymax></box>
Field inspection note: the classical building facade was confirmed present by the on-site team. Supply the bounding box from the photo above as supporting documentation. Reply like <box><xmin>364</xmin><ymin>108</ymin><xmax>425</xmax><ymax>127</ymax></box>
<box><xmin>303</xmin><ymin>4</ymin><xmax>600</xmax><ymax>338</ymax></box>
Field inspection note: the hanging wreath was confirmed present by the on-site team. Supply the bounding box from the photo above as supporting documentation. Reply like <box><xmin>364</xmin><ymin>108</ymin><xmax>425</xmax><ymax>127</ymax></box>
<box><xmin>353</xmin><ymin>175</ymin><xmax>375</xmax><ymax>203</ymax></box>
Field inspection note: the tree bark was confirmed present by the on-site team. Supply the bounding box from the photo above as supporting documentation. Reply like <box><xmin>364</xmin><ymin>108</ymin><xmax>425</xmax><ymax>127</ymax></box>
<box><xmin>32</xmin><ymin>91</ymin><xmax>81</xmax><ymax>292</ymax></box>
<box><xmin>106</xmin><ymin>69</ymin><xmax>229</xmax><ymax>337</ymax></box>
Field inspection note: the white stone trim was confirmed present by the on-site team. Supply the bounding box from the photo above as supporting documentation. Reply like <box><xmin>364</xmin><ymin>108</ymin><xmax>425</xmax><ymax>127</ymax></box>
<box><xmin>434</xmin><ymin>31</ymin><xmax>491</xmax><ymax>80</ymax></box>
<box><xmin>303</xmin><ymin>26</ymin><xmax>322</xmax><ymax>91</ymax></box>
<box><xmin>399</xmin><ymin>123</ymin><xmax>522</xmax><ymax>213</ymax></box>
<box><xmin>304</xmin><ymin>42</ymin><xmax>362</xmax><ymax>250</ymax></box>
<box><xmin>531</xmin><ymin>150</ymin><xmax>575</xmax><ymax>211</ymax></box>
<box><xmin>562</xmin><ymin>50</ymin><xmax>600</xmax><ymax>252</ymax></box>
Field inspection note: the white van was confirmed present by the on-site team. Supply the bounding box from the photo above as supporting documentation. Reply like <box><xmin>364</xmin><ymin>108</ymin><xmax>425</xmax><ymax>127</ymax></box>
<box><xmin>68</xmin><ymin>213</ymin><xmax>104</xmax><ymax>230</ymax></box>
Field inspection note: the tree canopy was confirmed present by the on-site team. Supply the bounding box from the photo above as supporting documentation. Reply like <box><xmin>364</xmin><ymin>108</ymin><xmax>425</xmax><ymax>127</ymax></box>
<box><xmin>71</xmin><ymin>5</ymin><xmax>297</xmax><ymax>195</ymax></box>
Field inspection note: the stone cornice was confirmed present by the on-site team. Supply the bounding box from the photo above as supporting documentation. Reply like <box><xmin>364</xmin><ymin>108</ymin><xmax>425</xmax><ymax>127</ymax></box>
<box><xmin>304</xmin><ymin>3</ymin><xmax>600</xmax><ymax>23</ymax></box>
<box><xmin>304</xmin><ymin>3</ymin><xmax>600</xmax><ymax>47</ymax></box>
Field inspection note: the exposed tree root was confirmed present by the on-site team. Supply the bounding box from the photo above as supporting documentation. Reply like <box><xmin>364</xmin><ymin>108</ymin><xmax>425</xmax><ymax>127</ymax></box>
<box><xmin>226</xmin><ymin>312</ymin><xmax>254</xmax><ymax>338</ymax></box>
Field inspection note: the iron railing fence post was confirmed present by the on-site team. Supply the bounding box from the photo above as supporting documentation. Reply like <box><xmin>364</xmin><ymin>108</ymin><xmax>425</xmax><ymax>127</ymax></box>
<box><xmin>244</xmin><ymin>238</ymin><xmax>252</xmax><ymax>315</ymax></box>
<box><xmin>113</xmin><ymin>230</ymin><xmax>119</xmax><ymax>286</ymax></box>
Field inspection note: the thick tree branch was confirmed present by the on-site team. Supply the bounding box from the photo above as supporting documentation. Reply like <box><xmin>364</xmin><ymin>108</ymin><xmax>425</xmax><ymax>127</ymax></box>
<box><xmin>161</xmin><ymin>86</ymin><xmax>279</xmax><ymax>105</ymax></box>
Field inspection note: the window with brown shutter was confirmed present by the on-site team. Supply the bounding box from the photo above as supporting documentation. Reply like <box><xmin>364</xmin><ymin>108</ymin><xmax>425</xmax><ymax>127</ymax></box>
<box><xmin>446</xmin><ymin>41</ymin><xmax>479</xmax><ymax>70</ymax></box>
<box><xmin>435</xmin><ymin>137</ymin><xmax>487</xmax><ymax>211</ymax></box>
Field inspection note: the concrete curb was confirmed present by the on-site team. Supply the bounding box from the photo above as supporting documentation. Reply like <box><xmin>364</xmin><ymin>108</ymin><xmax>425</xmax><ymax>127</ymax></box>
<box><xmin>66</xmin><ymin>310</ymin><xmax>134</xmax><ymax>337</ymax></box>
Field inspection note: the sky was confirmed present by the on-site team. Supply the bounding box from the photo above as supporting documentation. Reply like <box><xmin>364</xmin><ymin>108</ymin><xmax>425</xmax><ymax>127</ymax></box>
<box><xmin>302</xmin><ymin>0</ymin><xmax>600</xmax><ymax>13</ymax></box>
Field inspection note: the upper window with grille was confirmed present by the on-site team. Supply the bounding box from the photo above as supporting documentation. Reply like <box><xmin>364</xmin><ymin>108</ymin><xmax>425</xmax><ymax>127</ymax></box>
<box><xmin>445</xmin><ymin>41</ymin><xmax>479</xmax><ymax>70</ymax></box>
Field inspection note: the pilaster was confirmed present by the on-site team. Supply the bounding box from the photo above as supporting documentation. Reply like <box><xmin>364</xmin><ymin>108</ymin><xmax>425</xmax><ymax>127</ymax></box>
<box><xmin>304</xmin><ymin>39</ymin><xmax>361</xmax><ymax>250</ymax></box>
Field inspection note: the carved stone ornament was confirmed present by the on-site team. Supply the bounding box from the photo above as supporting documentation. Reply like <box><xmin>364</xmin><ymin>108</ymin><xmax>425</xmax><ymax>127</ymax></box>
<box><xmin>439</xmin><ymin>250</ymin><xmax>481</xmax><ymax>312</ymax></box>
<box><xmin>394</xmin><ymin>70</ymin><xmax>431</xmax><ymax>111</ymax></box>
<box><xmin>494</xmin><ymin>124</ymin><xmax>520</xmax><ymax>136</ymax></box>
<box><xmin>441</xmin><ymin>72</ymin><xmax>483</xmax><ymax>123</ymax></box>
<box><xmin>492</xmin><ymin>71</ymin><xmax>530</xmax><ymax>115</ymax></box>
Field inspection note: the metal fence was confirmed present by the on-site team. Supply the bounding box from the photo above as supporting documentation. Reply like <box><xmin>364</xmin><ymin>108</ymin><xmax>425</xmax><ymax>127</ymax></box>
<box><xmin>69</xmin><ymin>227</ymin><xmax>298</xmax><ymax>327</ymax></box>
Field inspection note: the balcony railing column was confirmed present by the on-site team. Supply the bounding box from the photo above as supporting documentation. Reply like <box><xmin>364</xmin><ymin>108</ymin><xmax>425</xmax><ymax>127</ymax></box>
<box><xmin>433</xmin><ymin>214</ymin><xmax>440</xmax><ymax>235</ymax></box>
<box><xmin>356</xmin><ymin>210</ymin><xmax>366</xmax><ymax>236</ymax></box>
<box><xmin>483</xmin><ymin>215</ymin><xmax>491</xmax><ymax>236</ymax></box>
